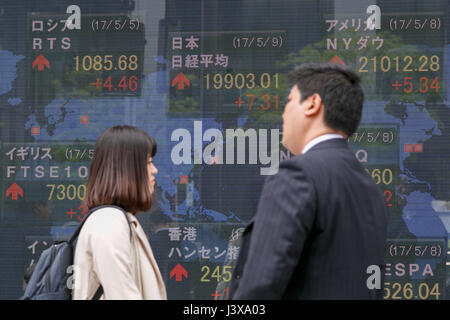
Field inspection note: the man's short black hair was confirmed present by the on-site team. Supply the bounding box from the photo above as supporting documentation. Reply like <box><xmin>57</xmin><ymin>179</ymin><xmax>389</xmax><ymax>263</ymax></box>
<box><xmin>288</xmin><ymin>62</ymin><xmax>364</xmax><ymax>137</ymax></box>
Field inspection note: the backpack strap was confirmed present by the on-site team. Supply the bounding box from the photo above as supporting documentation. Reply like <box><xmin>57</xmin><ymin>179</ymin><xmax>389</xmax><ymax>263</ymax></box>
<box><xmin>69</xmin><ymin>204</ymin><xmax>133</xmax><ymax>245</ymax></box>
<box><xmin>92</xmin><ymin>286</ymin><xmax>104</xmax><ymax>300</ymax></box>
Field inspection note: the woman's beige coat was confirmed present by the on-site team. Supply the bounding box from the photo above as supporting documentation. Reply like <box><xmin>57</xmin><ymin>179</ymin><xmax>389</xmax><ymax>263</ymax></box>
<box><xmin>72</xmin><ymin>207</ymin><xmax>167</xmax><ymax>300</ymax></box>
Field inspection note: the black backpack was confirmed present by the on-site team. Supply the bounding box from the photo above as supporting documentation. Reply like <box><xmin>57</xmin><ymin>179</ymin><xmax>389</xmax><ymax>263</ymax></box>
<box><xmin>20</xmin><ymin>205</ymin><xmax>132</xmax><ymax>300</ymax></box>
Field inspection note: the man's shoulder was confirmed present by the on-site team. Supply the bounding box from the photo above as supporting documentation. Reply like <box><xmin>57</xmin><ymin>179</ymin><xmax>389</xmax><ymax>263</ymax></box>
<box><xmin>279</xmin><ymin>142</ymin><xmax>360</xmax><ymax>183</ymax></box>
<box><xmin>283</xmin><ymin>147</ymin><xmax>346</xmax><ymax>169</ymax></box>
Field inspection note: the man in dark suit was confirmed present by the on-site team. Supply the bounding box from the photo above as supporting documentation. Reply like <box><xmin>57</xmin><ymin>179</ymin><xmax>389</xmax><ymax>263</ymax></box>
<box><xmin>229</xmin><ymin>63</ymin><xmax>388</xmax><ymax>299</ymax></box>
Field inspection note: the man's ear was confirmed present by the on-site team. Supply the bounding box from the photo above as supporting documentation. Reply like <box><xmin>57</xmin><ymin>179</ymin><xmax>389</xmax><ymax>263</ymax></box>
<box><xmin>304</xmin><ymin>93</ymin><xmax>323</xmax><ymax>117</ymax></box>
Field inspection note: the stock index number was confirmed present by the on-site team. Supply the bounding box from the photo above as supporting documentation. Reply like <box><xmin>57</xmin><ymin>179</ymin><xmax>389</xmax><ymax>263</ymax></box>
<box><xmin>204</xmin><ymin>73</ymin><xmax>279</xmax><ymax>90</ymax></box>
<box><xmin>365</xmin><ymin>168</ymin><xmax>393</xmax><ymax>185</ymax></box>
<box><xmin>359</xmin><ymin>55</ymin><xmax>440</xmax><ymax>73</ymax></box>
<box><xmin>74</xmin><ymin>54</ymin><xmax>139</xmax><ymax>72</ymax></box>
<box><xmin>47</xmin><ymin>184</ymin><xmax>86</xmax><ymax>201</ymax></box>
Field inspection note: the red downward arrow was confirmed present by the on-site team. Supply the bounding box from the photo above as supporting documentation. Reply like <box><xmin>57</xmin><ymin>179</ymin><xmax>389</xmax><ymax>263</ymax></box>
<box><xmin>171</xmin><ymin>72</ymin><xmax>190</xmax><ymax>90</ymax></box>
<box><xmin>6</xmin><ymin>183</ymin><xmax>23</xmax><ymax>200</ymax></box>
<box><xmin>32</xmin><ymin>54</ymin><xmax>50</xmax><ymax>71</ymax></box>
<box><xmin>169</xmin><ymin>264</ymin><xmax>188</xmax><ymax>282</ymax></box>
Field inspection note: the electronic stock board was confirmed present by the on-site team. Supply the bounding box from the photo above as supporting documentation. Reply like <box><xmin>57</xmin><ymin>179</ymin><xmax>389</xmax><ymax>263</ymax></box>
<box><xmin>0</xmin><ymin>0</ymin><xmax>449</xmax><ymax>300</ymax></box>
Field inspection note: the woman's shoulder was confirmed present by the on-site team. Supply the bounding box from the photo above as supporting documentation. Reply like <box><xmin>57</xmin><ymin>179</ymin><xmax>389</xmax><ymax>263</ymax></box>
<box><xmin>82</xmin><ymin>206</ymin><xmax>130</xmax><ymax>236</ymax></box>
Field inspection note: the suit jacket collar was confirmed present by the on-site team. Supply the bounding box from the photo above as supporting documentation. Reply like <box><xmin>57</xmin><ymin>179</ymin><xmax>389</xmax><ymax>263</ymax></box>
<box><xmin>306</xmin><ymin>137</ymin><xmax>349</xmax><ymax>153</ymax></box>
<box><xmin>302</xmin><ymin>134</ymin><xmax>345</xmax><ymax>154</ymax></box>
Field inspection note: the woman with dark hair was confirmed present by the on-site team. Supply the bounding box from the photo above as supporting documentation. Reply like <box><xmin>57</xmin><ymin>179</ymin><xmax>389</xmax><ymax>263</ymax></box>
<box><xmin>72</xmin><ymin>125</ymin><xmax>167</xmax><ymax>300</ymax></box>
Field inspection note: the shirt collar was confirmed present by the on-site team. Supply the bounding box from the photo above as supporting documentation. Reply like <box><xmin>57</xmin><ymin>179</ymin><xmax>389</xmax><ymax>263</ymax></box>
<box><xmin>301</xmin><ymin>133</ymin><xmax>344</xmax><ymax>154</ymax></box>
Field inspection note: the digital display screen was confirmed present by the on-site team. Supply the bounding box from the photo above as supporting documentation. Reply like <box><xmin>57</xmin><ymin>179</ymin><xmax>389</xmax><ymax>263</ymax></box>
<box><xmin>1</xmin><ymin>0</ymin><xmax>449</xmax><ymax>300</ymax></box>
